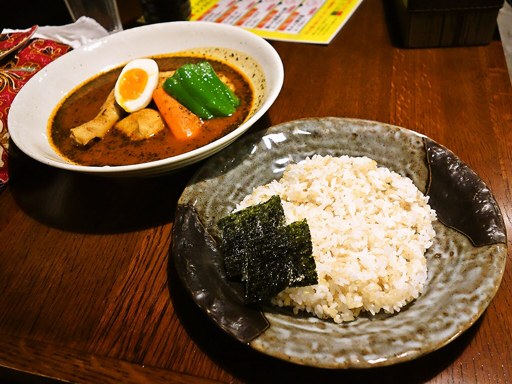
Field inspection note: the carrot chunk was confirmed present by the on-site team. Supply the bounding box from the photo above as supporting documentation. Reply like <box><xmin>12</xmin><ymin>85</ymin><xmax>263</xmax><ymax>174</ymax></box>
<box><xmin>152</xmin><ymin>87</ymin><xmax>203</xmax><ymax>141</ymax></box>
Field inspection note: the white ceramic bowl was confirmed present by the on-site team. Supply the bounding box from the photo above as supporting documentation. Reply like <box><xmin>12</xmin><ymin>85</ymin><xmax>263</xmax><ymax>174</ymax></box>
<box><xmin>8</xmin><ymin>21</ymin><xmax>284</xmax><ymax>177</ymax></box>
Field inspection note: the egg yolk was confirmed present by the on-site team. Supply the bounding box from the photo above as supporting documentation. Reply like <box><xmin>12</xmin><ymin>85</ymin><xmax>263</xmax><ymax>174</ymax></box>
<box><xmin>118</xmin><ymin>68</ymin><xmax>148</xmax><ymax>100</ymax></box>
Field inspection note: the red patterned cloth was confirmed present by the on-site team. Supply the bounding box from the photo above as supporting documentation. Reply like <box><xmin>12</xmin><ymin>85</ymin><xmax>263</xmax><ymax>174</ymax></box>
<box><xmin>0</xmin><ymin>27</ymin><xmax>71</xmax><ymax>191</ymax></box>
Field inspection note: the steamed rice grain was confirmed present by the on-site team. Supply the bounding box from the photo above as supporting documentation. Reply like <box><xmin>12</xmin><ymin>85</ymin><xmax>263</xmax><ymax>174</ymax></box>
<box><xmin>236</xmin><ymin>155</ymin><xmax>436</xmax><ymax>323</ymax></box>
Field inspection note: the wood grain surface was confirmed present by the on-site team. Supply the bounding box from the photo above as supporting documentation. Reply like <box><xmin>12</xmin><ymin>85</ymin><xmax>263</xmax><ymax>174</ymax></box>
<box><xmin>1</xmin><ymin>1</ymin><xmax>511</xmax><ymax>383</ymax></box>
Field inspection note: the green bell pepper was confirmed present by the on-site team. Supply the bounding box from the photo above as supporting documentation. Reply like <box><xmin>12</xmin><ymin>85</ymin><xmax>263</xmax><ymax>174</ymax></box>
<box><xmin>162</xmin><ymin>61</ymin><xmax>240</xmax><ymax>120</ymax></box>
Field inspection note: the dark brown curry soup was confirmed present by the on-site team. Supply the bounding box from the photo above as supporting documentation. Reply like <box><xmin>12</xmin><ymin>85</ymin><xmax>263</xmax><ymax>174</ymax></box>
<box><xmin>49</xmin><ymin>55</ymin><xmax>254</xmax><ymax>166</ymax></box>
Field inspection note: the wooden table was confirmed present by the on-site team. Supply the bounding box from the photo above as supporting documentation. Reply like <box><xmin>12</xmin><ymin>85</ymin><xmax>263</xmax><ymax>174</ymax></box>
<box><xmin>1</xmin><ymin>0</ymin><xmax>511</xmax><ymax>382</ymax></box>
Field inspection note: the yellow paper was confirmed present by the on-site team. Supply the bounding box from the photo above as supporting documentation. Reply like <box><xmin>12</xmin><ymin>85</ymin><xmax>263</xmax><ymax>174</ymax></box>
<box><xmin>190</xmin><ymin>0</ymin><xmax>363</xmax><ymax>44</ymax></box>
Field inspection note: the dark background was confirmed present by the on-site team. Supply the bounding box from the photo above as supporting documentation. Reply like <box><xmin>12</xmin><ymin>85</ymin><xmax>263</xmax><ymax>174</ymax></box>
<box><xmin>1</xmin><ymin>0</ymin><xmax>72</xmax><ymax>29</ymax></box>
<box><xmin>0</xmin><ymin>0</ymin><xmax>144</xmax><ymax>30</ymax></box>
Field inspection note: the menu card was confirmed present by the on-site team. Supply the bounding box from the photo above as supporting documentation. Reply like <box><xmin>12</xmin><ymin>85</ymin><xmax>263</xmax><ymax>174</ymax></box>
<box><xmin>190</xmin><ymin>0</ymin><xmax>363</xmax><ymax>44</ymax></box>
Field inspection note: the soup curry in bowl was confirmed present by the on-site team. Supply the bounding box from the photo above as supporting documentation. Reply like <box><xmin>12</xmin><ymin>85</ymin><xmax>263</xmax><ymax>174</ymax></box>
<box><xmin>50</xmin><ymin>51</ymin><xmax>255</xmax><ymax>167</ymax></box>
<box><xmin>8</xmin><ymin>22</ymin><xmax>283</xmax><ymax>176</ymax></box>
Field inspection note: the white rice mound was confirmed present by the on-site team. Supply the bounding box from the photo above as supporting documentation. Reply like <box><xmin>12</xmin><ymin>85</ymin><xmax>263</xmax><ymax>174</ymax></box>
<box><xmin>237</xmin><ymin>155</ymin><xmax>437</xmax><ymax>323</ymax></box>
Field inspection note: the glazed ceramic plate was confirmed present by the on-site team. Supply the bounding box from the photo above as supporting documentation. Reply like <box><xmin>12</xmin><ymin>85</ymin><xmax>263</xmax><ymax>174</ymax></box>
<box><xmin>172</xmin><ymin>117</ymin><xmax>507</xmax><ymax>368</ymax></box>
<box><xmin>8</xmin><ymin>22</ymin><xmax>283</xmax><ymax>177</ymax></box>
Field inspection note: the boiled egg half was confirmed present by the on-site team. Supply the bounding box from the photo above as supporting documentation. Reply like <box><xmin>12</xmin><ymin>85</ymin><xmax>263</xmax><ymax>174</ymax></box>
<box><xmin>114</xmin><ymin>58</ymin><xmax>159</xmax><ymax>113</ymax></box>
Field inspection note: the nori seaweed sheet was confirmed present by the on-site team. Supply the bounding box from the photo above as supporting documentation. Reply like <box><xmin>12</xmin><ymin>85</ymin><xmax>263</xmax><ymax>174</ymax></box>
<box><xmin>242</xmin><ymin>230</ymin><xmax>292</xmax><ymax>303</ymax></box>
<box><xmin>243</xmin><ymin>219</ymin><xmax>317</xmax><ymax>303</ymax></box>
<box><xmin>284</xmin><ymin>219</ymin><xmax>317</xmax><ymax>287</ymax></box>
<box><xmin>217</xmin><ymin>196</ymin><xmax>318</xmax><ymax>304</ymax></box>
<box><xmin>218</xmin><ymin>195</ymin><xmax>285</xmax><ymax>278</ymax></box>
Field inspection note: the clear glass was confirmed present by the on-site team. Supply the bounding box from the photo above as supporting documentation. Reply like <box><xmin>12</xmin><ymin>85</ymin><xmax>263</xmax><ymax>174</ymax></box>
<box><xmin>64</xmin><ymin>0</ymin><xmax>123</xmax><ymax>33</ymax></box>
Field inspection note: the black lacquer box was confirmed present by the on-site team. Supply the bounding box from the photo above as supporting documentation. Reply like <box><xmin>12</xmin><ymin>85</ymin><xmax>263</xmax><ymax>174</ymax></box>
<box><xmin>392</xmin><ymin>0</ymin><xmax>504</xmax><ymax>47</ymax></box>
